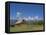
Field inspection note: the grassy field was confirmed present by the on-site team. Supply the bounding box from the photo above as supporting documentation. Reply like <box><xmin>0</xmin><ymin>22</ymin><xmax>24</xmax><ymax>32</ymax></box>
<box><xmin>10</xmin><ymin>23</ymin><xmax>43</xmax><ymax>32</ymax></box>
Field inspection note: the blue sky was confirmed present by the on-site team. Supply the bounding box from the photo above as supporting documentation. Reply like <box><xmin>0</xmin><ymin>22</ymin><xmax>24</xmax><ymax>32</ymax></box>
<box><xmin>10</xmin><ymin>3</ymin><xmax>43</xmax><ymax>20</ymax></box>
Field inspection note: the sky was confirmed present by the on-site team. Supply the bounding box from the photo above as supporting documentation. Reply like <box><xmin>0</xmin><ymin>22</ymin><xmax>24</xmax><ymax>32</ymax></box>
<box><xmin>10</xmin><ymin>3</ymin><xmax>43</xmax><ymax>20</ymax></box>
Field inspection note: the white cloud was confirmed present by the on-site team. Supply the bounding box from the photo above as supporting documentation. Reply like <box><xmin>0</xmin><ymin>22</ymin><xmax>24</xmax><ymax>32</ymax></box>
<box><xmin>17</xmin><ymin>12</ymin><xmax>20</xmax><ymax>15</ymax></box>
<box><xmin>16</xmin><ymin>15</ymin><xmax>43</xmax><ymax>21</ymax></box>
<box><xmin>34</xmin><ymin>16</ymin><xmax>43</xmax><ymax>20</ymax></box>
<box><xmin>16</xmin><ymin>12</ymin><xmax>21</xmax><ymax>17</ymax></box>
<box><xmin>23</xmin><ymin>17</ymin><xmax>28</xmax><ymax>20</ymax></box>
<box><xmin>22</xmin><ymin>16</ymin><xmax>34</xmax><ymax>20</ymax></box>
<box><xmin>28</xmin><ymin>16</ymin><xmax>34</xmax><ymax>20</ymax></box>
<box><xmin>34</xmin><ymin>16</ymin><xmax>39</xmax><ymax>20</ymax></box>
<box><xmin>25</xmin><ymin>16</ymin><xmax>43</xmax><ymax>20</ymax></box>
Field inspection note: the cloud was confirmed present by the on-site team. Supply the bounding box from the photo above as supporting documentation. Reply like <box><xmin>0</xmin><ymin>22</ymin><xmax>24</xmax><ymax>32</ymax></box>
<box><xmin>11</xmin><ymin>16</ymin><xmax>43</xmax><ymax>21</ymax></box>
<box><xmin>17</xmin><ymin>12</ymin><xmax>20</xmax><ymax>15</ymax></box>
<box><xmin>23</xmin><ymin>16</ymin><xmax>43</xmax><ymax>20</ymax></box>
<box><xmin>22</xmin><ymin>16</ymin><xmax>34</xmax><ymax>20</ymax></box>
<box><xmin>34</xmin><ymin>16</ymin><xmax>38</xmax><ymax>19</ymax></box>
<box><xmin>34</xmin><ymin>16</ymin><xmax>43</xmax><ymax>20</ymax></box>
<box><xmin>28</xmin><ymin>16</ymin><xmax>34</xmax><ymax>20</ymax></box>
<box><xmin>16</xmin><ymin>12</ymin><xmax>22</xmax><ymax>17</ymax></box>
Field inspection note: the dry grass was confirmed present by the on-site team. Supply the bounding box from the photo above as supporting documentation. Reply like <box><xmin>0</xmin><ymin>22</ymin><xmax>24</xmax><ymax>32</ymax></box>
<box><xmin>10</xmin><ymin>23</ymin><xmax>43</xmax><ymax>32</ymax></box>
